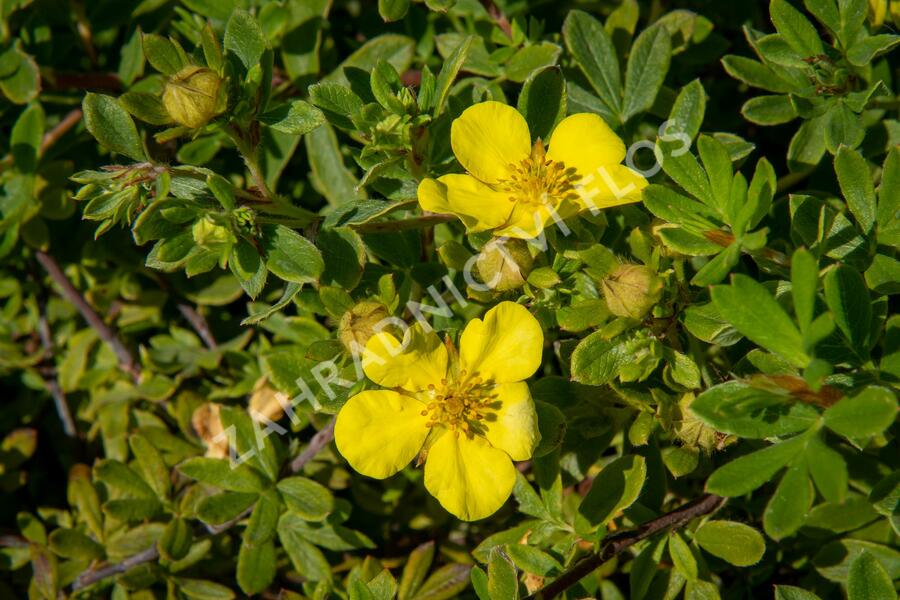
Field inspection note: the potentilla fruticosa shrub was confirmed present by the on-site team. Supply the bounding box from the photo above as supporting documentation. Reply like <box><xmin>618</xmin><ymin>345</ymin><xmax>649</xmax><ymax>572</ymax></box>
<box><xmin>0</xmin><ymin>0</ymin><xmax>898</xmax><ymax>598</ymax></box>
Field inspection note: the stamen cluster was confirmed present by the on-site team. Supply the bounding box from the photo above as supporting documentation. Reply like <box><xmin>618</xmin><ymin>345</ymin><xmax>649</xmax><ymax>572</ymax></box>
<box><xmin>421</xmin><ymin>369</ymin><xmax>496</xmax><ymax>437</ymax></box>
<box><xmin>498</xmin><ymin>140</ymin><xmax>580</xmax><ymax>206</ymax></box>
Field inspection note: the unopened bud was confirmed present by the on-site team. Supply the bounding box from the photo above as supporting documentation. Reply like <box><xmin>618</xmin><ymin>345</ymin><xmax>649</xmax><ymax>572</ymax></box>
<box><xmin>163</xmin><ymin>66</ymin><xmax>225</xmax><ymax>129</ymax></box>
<box><xmin>600</xmin><ymin>264</ymin><xmax>663</xmax><ymax>320</ymax></box>
<box><xmin>476</xmin><ymin>238</ymin><xmax>534</xmax><ymax>292</ymax></box>
<box><xmin>339</xmin><ymin>301</ymin><xmax>391</xmax><ymax>352</ymax></box>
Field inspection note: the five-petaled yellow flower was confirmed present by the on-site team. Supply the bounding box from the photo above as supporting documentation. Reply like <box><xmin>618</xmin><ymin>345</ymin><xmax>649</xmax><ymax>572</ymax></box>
<box><xmin>334</xmin><ymin>302</ymin><xmax>543</xmax><ymax>521</ymax></box>
<box><xmin>418</xmin><ymin>101</ymin><xmax>648</xmax><ymax>239</ymax></box>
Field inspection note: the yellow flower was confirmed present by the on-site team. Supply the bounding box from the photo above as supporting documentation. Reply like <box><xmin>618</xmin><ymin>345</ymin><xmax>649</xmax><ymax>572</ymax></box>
<box><xmin>418</xmin><ymin>101</ymin><xmax>647</xmax><ymax>239</ymax></box>
<box><xmin>334</xmin><ymin>302</ymin><xmax>543</xmax><ymax>521</ymax></box>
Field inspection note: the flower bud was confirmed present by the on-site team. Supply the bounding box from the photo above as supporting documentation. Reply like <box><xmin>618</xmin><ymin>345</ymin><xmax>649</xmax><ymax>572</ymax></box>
<box><xmin>339</xmin><ymin>301</ymin><xmax>391</xmax><ymax>352</ymax></box>
<box><xmin>600</xmin><ymin>264</ymin><xmax>663</xmax><ymax>320</ymax></box>
<box><xmin>476</xmin><ymin>238</ymin><xmax>534</xmax><ymax>292</ymax></box>
<box><xmin>162</xmin><ymin>66</ymin><xmax>225</xmax><ymax>129</ymax></box>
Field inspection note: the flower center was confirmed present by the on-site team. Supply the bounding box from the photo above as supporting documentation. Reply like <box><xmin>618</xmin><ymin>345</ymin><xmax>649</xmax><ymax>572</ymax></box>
<box><xmin>498</xmin><ymin>139</ymin><xmax>580</xmax><ymax>206</ymax></box>
<box><xmin>421</xmin><ymin>370</ymin><xmax>496</xmax><ymax>438</ymax></box>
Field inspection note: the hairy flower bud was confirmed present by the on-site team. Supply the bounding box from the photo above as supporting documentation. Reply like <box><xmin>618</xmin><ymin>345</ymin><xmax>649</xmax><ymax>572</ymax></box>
<box><xmin>339</xmin><ymin>301</ymin><xmax>391</xmax><ymax>352</ymax></box>
<box><xmin>162</xmin><ymin>66</ymin><xmax>225</xmax><ymax>129</ymax></box>
<box><xmin>476</xmin><ymin>238</ymin><xmax>534</xmax><ymax>292</ymax></box>
<box><xmin>600</xmin><ymin>264</ymin><xmax>663</xmax><ymax>320</ymax></box>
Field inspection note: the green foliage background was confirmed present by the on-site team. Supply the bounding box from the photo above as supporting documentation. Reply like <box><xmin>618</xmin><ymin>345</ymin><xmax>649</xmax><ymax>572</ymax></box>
<box><xmin>0</xmin><ymin>0</ymin><xmax>898</xmax><ymax>598</ymax></box>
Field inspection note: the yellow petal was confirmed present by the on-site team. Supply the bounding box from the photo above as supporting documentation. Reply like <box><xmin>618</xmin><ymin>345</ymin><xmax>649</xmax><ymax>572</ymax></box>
<box><xmin>442</xmin><ymin>174</ymin><xmax>514</xmax><ymax>232</ymax></box>
<box><xmin>363</xmin><ymin>325</ymin><xmax>447</xmax><ymax>392</ymax></box>
<box><xmin>423</xmin><ymin>432</ymin><xmax>515</xmax><ymax>520</ymax></box>
<box><xmin>451</xmin><ymin>101</ymin><xmax>531</xmax><ymax>184</ymax></box>
<box><xmin>493</xmin><ymin>201</ymin><xmax>552</xmax><ymax>240</ymax></box>
<box><xmin>547</xmin><ymin>113</ymin><xmax>626</xmax><ymax>181</ymax></box>
<box><xmin>334</xmin><ymin>390</ymin><xmax>429</xmax><ymax>479</ymax></box>
<box><xmin>575</xmin><ymin>164</ymin><xmax>648</xmax><ymax>210</ymax></box>
<box><xmin>459</xmin><ymin>301</ymin><xmax>543</xmax><ymax>384</ymax></box>
<box><xmin>482</xmin><ymin>382</ymin><xmax>540</xmax><ymax>461</ymax></box>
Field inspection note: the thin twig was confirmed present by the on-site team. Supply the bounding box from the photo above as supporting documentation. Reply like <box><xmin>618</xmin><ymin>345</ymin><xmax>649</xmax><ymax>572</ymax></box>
<box><xmin>525</xmin><ymin>494</ymin><xmax>726</xmax><ymax>600</ymax></box>
<box><xmin>72</xmin><ymin>547</ymin><xmax>159</xmax><ymax>590</ymax></box>
<box><xmin>177</xmin><ymin>304</ymin><xmax>217</xmax><ymax>350</ymax></box>
<box><xmin>35</xmin><ymin>251</ymin><xmax>140</xmax><ymax>382</ymax></box>
<box><xmin>480</xmin><ymin>0</ymin><xmax>513</xmax><ymax>38</ymax></box>
<box><xmin>36</xmin><ymin>310</ymin><xmax>77</xmax><ymax>438</ymax></box>
<box><xmin>71</xmin><ymin>417</ymin><xmax>337</xmax><ymax>590</ymax></box>
<box><xmin>288</xmin><ymin>417</ymin><xmax>336</xmax><ymax>473</ymax></box>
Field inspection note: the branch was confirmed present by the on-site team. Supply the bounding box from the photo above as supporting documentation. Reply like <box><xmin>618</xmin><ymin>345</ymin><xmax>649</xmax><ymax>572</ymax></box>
<box><xmin>35</xmin><ymin>251</ymin><xmax>140</xmax><ymax>382</ymax></box>
<box><xmin>177</xmin><ymin>304</ymin><xmax>217</xmax><ymax>350</ymax></box>
<box><xmin>37</xmin><ymin>309</ymin><xmax>77</xmax><ymax>438</ymax></box>
<box><xmin>525</xmin><ymin>494</ymin><xmax>726</xmax><ymax>600</ymax></box>
<box><xmin>480</xmin><ymin>0</ymin><xmax>513</xmax><ymax>39</ymax></box>
<box><xmin>288</xmin><ymin>416</ymin><xmax>336</xmax><ymax>473</ymax></box>
<box><xmin>72</xmin><ymin>546</ymin><xmax>159</xmax><ymax>590</ymax></box>
<box><xmin>71</xmin><ymin>417</ymin><xmax>337</xmax><ymax>590</ymax></box>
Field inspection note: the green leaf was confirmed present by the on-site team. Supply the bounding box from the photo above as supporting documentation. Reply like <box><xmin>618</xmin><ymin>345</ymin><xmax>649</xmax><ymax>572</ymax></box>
<box><xmin>243</xmin><ymin>491</ymin><xmax>279</xmax><ymax>544</ymax></box>
<box><xmin>721</xmin><ymin>55</ymin><xmax>793</xmax><ymax>93</ymax></box>
<box><xmin>128</xmin><ymin>434</ymin><xmax>170</xmax><ymax>500</ymax></box>
<box><xmin>668</xmin><ymin>532</ymin><xmax>698</xmax><ymax>581</ymax></box>
<box><xmin>571</xmin><ymin>332</ymin><xmax>645</xmax><ymax>386</ymax></box>
<box><xmin>790</xmin><ymin>248</ymin><xmax>818</xmax><ymax>333</ymax></box>
<box><xmin>259</xmin><ymin>100</ymin><xmax>325</xmax><ymax>135</ymax></box>
<box><xmin>578</xmin><ymin>455</ymin><xmax>646</xmax><ymax>526</ymax></box>
<box><xmin>824</xmin><ymin>103</ymin><xmax>864</xmax><ymax>152</ymax></box>
<box><xmin>83</xmin><ymin>93</ymin><xmax>147</xmax><ymax>162</ymax></box>
<box><xmin>711</xmin><ymin>274</ymin><xmax>809</xmax><ymax>367</ymax></box>
<box><xmin>823</xmin><ymin>265</ymin><xmax>871</xmax><ymax>357</ymax></box>
<box><xmin>834</xmin><ymin>146</ymin><xmax>877</xmax><ymax>232</ymax></box>
<box><xmin>225</xmin><ymin>9</ymin><xmax>267</xmax><ymax>72</ymax></box>
<box><xmin>177</xmin><ymin>457</ymin><xmax>269</xmax><ymax>493</ymax></box>
<box><xmin>279</xmin><ymin>519</ymin><xmax>332</xmax><ymax>582</ymax></box>
<box><xmin>48</xmin><ymin>528</ymin><xmax>104</xmax><ymax>560</ymax></box>
<box><xmin>159</xmin><ymin>517</ymin><xmax>193</xmax><ymax>561</ymax></box>
<box><xmin>277</xmin><ymin>476</ymin><xmax>334</xmax><ymax>521</ymax></box>
<box><xmin>763</xmin><ymin>463</ymin><xmax>813</xmax><ymax>540</ymax></box>
<box><xmin>0</xmin><ymin>42</ymin><xmax>40</xmax><ymax>104</ymax></box>
<box><xmin>142</xmin><ymin>33</ymin><xmax>185</xmax><ymax>75</ymax></box>
<box><xmin>694</xmin><ymin>520</ymin><xmax>766</xmax><ymax>566</ymax></box>
<box><xmin>378</xmin><ymin>0</ymin><xmax>410</xmax><ymax>22</ymax></box>
<box><xmin>770</xmin><ymin>0</ymin><xmax>825</xmax><ymax>57</ymax></box>
<box><xmin>11</xmin><ymin>102</ymin><xmax>44</xmax><ymax>174</ymax></box>
<box><xmin>706</xmin><ymin>432</ymin><xmax>809</xmax><ymax>496</ymax></box>
<box><xmin>263</xmin><ymin>224</ymin><xmax>324</xmax><ymax>285</ymax></box>
<box><xmin>741</xmin><ymin>95</ymin><xmax>798</xmax><ymax>125</ymax></box>
<box><xmin>432</xmin><ymin>35</ymin><xmax>473</xmax><ymax>117</ymax></box>
<box><xmin>622</xmin><ymin>25</ymin><xmax>671</xmax><ymax>122</ymax></box>
<box><xmin>94</xmin><ymin>459</ymin><xmax>156</xmax><ymax>498</ymax></box>
<box><xmin>174</xmin><ymin>578</ymin><xmax>236</xmax><ymax>600</ymax></box>
<box><xmin>414</xmin><ymin>564</ymin><xmax>473</xmax><ymax>600</ymax></box>
<box><xmin>775</xmin><ymin>586</ymin><xmax>823</xmax><ymax>600</ymax></box>
<box><xmin>305</xmin><ymin>122</ymin><xmax>363</xmax><ymax>206</ymax></box>
<box><xmin>823</xmin><ymin>387</ymin><xmax>898</xmax><ymax>439</ymax></box>
<box><xmin>848</xmin><ymin>552</ymin><xmax>896</xmax><ymax>600</ymax></box>
<box><xmin>690</xmin><ymin>381</ymin><xmax>821</xmax><ymax>438</ymax></box>
<box><xmin>487</xmin><ymin>547</ymin><xmax>519</xmax><ymax>600</ymax></box>
<box><xmin>806</xmin><ymin>431</ymin><xmax>848</xmax><ymax>502</ymax></box>
<box><xmin>666</xmin><ymin>78</ymin><xmax>706</xmax><ymax>142</ymax></box>
<box><xmin>237</xmin><ymin>538</ymin><xmax>276</xmax><ymax>595</ymax></box>
<box><xmin>563</xmin><ymin>10</ymin><xmax>622</xmax><ymax>116</ymax></box>
<box><xmin>398</xmin><ymin>541</ymin><xmax>435</xmax><ymax>600</ymax></box>
<box><xmin>517</xmin><ymin>66</ymin><xmax>566</xmax><ymax>142</ymax></box>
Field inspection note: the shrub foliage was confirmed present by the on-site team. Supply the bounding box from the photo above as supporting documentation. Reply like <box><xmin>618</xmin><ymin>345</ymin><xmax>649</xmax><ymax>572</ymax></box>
<box><xmin>0</xmin><ymin>0</ymin><xmax>898</xmax><ymax>599</ymax></box>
